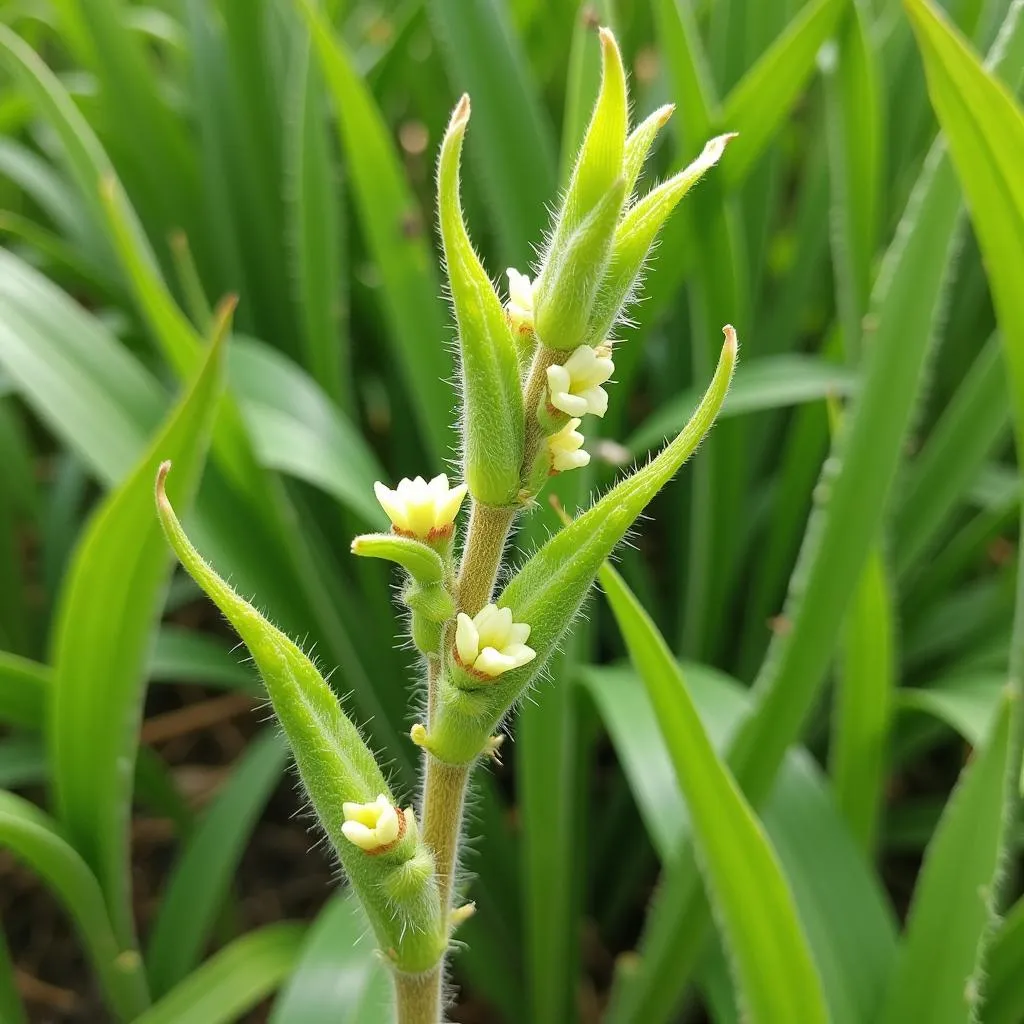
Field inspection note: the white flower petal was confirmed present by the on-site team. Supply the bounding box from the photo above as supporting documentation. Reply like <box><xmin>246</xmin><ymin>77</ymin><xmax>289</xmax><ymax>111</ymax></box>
<box><xmin>551</xmin><ymin>390</ymin><xmax>590</xmax><ymax>417</ymax></box>
<box><xmin>552</xmin><ymin>448</ymin><xmax>590</xmax><ymax>472</ymax></box>
<box><xmin>341</xmin><ymin>820</ymin><xmax>377</xmax><ymax>850</ymax></box>
<box><xmin>509</xmin><ymin>622</ymin><xmax>531</xmax><ymax>645</ymax></box>
<box><xmin>546</xmin><ymin>364</ymin><xmax>571</xmax><ymax>394</ymax></box>
<box><xmin>581</xmin><ymin>385</ymin><xmax>609</xmax><ymax>417</ymax></box>
<box><xmin>474</xmin><ymin>647</ymin><xmax>518</xmax><ymax>677</ymax></box>
<box><xmin>456</xmin><ymin>612</ymin><xmax>480</xmax><ymax>666</ymax></box>
<box><xmin>502</xmin><ymin>643</ymin><xmax>536</xmax><ymax>669</ymax></box>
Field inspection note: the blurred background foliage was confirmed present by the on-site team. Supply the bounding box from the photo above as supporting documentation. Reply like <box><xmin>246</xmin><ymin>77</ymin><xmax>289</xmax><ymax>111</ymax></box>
<box><xmin>0</xmin><ymin>0</ymin><xmax>1022</xmax><ymax>1020</ymax></box>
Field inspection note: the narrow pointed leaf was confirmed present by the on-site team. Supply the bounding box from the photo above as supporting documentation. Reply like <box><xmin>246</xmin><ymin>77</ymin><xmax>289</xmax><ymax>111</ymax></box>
<box><xmin>49</xmin><ymin>327</ymin><xmax>226</xmax><ymax>949</ymax></box>
<box><xmin>879</xmin><ymin>693</ymin><xmax>1015</xmax><ymax>1024</ymax></box>
<box><xmin>600</xmin><ymin>563</ymin><xmax>828</xmax><ymax>1024</ymax></box>
<box><xmin>134</xmin><ymin>924</ymin><xmax>306</xmax><ymax>1024</ymax></box>
<box><xmin>0</xmin><ymin>791</ymin><xmax>149</xmax><ymax>1018</ymax></box>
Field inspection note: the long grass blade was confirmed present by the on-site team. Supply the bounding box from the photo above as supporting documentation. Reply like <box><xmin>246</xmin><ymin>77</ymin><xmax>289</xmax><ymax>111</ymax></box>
<box><xmin>49</xmin><ymin>320</ymin><xmax>225</xmax><ymax>949</ymax></box>
<box><xmin>601</xmin><ymin>563</ymin><xmax>829</xmax><ymax>1024</ymax></box>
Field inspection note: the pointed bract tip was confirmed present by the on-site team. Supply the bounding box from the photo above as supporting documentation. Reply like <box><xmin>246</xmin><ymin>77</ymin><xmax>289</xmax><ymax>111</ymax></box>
<box><xmin>656</xmin><ymin>103</ymin><xmax>676</xmax><ymax>127</ymax></box>
<box><xmin>156</xmin><ymin>460</ymin><xmax>172</xmax><ymax>502</ymax></box>
<box><xmin>450</xmin><ymin>93</ymin><xmax>471</xmax><ymax>128</ymax></box>
<box><xmin>722</xmin><ymin>324</ymin><xmax>738</xmax><ymax>353</ymax></box>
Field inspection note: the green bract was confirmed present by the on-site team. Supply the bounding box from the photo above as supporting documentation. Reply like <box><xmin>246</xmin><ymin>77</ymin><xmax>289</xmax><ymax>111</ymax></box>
<box><xmin>155</xmin><ymin>468</ymin><xmax>446</xmax><ymax>974</ymax></box>
<box><xmin>533</xmin><ymin>29</ymin><xmax>628</xmax><ymax>351</ymax></box>
<box><xmin>437</xmin><ymin>95</ymin><xmax>524</xmax><ymax>507</ymax></box>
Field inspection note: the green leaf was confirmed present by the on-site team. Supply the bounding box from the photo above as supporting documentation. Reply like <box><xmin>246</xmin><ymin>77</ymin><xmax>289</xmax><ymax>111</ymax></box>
<box><xmin>895</xmin><ymin>333</ymin><xmax>1010</xmax><ymax>575</ymax></box>
<box><xmin>135</xmin><ymin>923</ymin><xmax>306</xmax><ymax>1024</ymax></box>
<box><xmin>270</xmin><ymin>893</ymin><xmax>392</xmax><ymax>1023</ymax></box>
<box><xmin>228</xmin><ymin>338</ymin><xmax>386</xmax><ymax>527</ymax></box>
<box><xmin>903</xmin><ymin>0</ymin><xmax>1024</xmax><ymax>453</ymax></box>
<box><xmin>0</xmin><ymin>790</ymin><xmax>149</xmax><ymax>1018</ymax></box>
<box><xmin>599</xmin><ymin>563</ymin><xmax>829</xmax><ymax>1024</ymax></box>
<box><xmin>982</xmin><ymin>894</ymin><xmax>1024</xmax><ymax>1024</ymax></box>
<box><xmin>283</xmin><ymin>35</ymin><xmax>348</xmax><ymax>409</ymax></box>
<box><xmin>437</xmin><ymin>96</ymin><xmax>524</xmax><ymax>505</ymax></box>
<box><xmin>899</xmin><ymin>673</ymin><xmax>1006</xmax><ymax>745</ymax></box>
<box><xmin>627</xmin><ymin>355</ymin><xmax>858</xmax><ymax>455</ymax></box>
<box><xmin>830</xmin><ymin>551</ymin><xmax>895</xmax><ymax>854</ymax></box>
<box><xmin>147</xmin><ymin>731</ymin><xmax>289</xmax><ymax>997</ymax></box>
<box><xmin>0</xmin><ymin>650</ymin><xmax>47</xmax><ymax>731</ymax></box>
<box><xmin>299</xmin><ymin>0</ymin><xmax>452</xmax><ymax>465</ymax></box>
<box><xmin>425</xmin><ymin>0</ymin><xmax>556</xmax><ymax>266</ymax></box>
<box><xmin>607</xmin><ymin>9</ymin><xmax>1024</xmax><ymax>1017</ymax></box>
<box><xmin>49</xmin><ymin>326</ymin><xmax>226</xmax><ymax>949</ymax></box>
<box><xmin>0</xmin><ymin>736</ymin><xmax>46</xmax><ymax>790</ymax></box>
<box><xmin>823</xmin><ymin>1</ymin><xmax>884</xmax><ymax>360</ymax></box>
<box><xmin>580</xmin><ymin>663</ymin><xmax>897</xmax><ymax>1024</ymax></box>
<box><xmin>878</xmin><ymin>692</ymin><xmax>1014</xmax><ymax>1024</ymax></box>
<box><xmin>720</xmin><ymin>0</ymin><xmax>847</xmax><ymax>188</ymax></box>
<box><xmin>0</xmin><ymin>923</ymin><xmax>26</xmax><ymax>1024</ymax></box>
<box><xmin>0</xmin><ymin>248</ymin><xmax>164</xmax><ymax>487</ymax></box>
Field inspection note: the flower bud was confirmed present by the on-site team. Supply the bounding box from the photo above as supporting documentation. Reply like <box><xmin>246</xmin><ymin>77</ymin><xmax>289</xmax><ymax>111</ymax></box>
<box><xmin>438</xmin><ymin>95</ymin><xmax>525</xmax><ymax>506</ymax></box>
<box><xmin>506</xmin><ymin>268</ymin><xmax>535</xmax><ymax>335</ymax></box>
<box><xmin>546</xmin><ymin>418</ymin><xmax>590</xmax><ymax>473</ymax></box>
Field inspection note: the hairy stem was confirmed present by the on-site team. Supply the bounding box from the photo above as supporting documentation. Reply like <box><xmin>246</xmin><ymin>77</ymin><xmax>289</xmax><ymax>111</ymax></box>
<box><xmin>422</xmin><ymin>756</ymin><xmax>472</xmax><ymax>912</ymax></box>
<box><xmin>455</xmin><ymin>501</ymin><xmax>516</xmax><ymax>616</ymax></box>
<box><xmin>395</xmin><ymin>966</ymin><xmax>444</xmax><ymax>1024</ymax></box>
<box><xmin>520</xmin><ymin>345</ymin><xmax>561</xmax><ymax>478</ymax></box>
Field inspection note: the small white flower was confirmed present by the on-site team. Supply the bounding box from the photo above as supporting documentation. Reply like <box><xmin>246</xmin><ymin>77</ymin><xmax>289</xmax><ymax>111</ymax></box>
<box><xmin>373</xmin><ymin>474</ymin><xmax>468</xmax><ymax>539</ymax></box>
<box><xmin>341</xmin><ymin>794</ymin><xmax>402</xmax><ymax>852</ymax></box>
<box><xmin>455</xmin><ymin>604</ymin><xmax>536</xmax><ymax>678</ymax></box>
<box><xmin>506</xmin><ymin>268</ymin><xmax>535</xmax><ymax>334</ymax></box>
<box><xmin>547</xmin><ymin>418</ymin><xmax>590</xmax><ymax>472</ymax></box>
<box><xmin>546</xmin><ymin>344</ymin><xmax>615</xmax><ymax>418</ymax></box>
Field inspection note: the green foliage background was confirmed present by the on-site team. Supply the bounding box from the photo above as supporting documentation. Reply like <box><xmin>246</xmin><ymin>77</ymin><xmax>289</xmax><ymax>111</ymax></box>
<box><xmin>0</xmin><ymin>0</ymin><xmax>1023</xmax><ymax>1020</ymax></box>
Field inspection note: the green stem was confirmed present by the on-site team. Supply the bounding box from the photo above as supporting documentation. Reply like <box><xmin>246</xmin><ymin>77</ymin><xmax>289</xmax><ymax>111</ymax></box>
<box><xmin>455</xmin><ymin>502</ymin><xmax>516</xmax><ymax>616</ymax></box>
<box><xmin>421</xmin><ymin>756</ymin><xmax>471</xmax><ymax>913</ymax></box>
<box><xmin>394</xmin><ymin>965</ymin><xmax>444</xmax><ymax>1024</ymax></box>
<box><xmin>520</xmin><ymin>345</ymin><xmax>561</xmax><ymax>481</ymax></box>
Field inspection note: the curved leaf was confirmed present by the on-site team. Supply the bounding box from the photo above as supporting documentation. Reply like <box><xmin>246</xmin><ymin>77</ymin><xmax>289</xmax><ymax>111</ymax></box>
<box><xmin>270</xmin><ymin>893</ymin><xmax>391</xmax><ymax>1023</ymax></box>
<box><xmin>600</xmin><ymin>564</ymin><xmax>828</xmax><ymax>1024</ymax></box>
<box><xmin>0</xmin><ymin>790</ymin><xmax>149</xmax><ymax>1018</ymax></box>
<box><xmin>49</xmin><ymin>323</ymin><xmax>226</xmax><ymax>948</ymax></box>
<box><xmin>135</xmin><ymin>924</ymin><xmax>306</xmax><ymax>1024</ymax></box>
